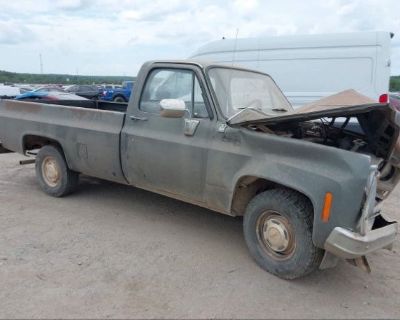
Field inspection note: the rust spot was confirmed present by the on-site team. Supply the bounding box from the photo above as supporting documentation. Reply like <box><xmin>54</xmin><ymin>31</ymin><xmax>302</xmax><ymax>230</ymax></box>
<box><xmin>4</xmin><ymin>100</ymin><xmax>43</xmax><ymax>113</ymax></box>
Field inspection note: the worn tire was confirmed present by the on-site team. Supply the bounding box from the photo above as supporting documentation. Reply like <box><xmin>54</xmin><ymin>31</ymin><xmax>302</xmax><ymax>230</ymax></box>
<box><xmin>243</xmin><ymin>188</ymin><xmax>323</xmax><ymax>279</ymax></box>
<box><xmin>35</xmin><ymin>145</ymin><xmax>79</xmax><ymax>197</ymax></box>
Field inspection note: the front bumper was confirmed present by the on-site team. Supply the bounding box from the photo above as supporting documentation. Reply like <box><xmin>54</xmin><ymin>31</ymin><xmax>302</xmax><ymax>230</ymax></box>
<box><xmin>324</xmin><ymin>217</ymin><xmax>398</xmax><ymax>259</ymax></box>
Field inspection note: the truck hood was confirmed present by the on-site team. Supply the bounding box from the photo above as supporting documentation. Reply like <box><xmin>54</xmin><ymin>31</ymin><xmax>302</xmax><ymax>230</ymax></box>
<box><xmin>227</xmin><ymin>89</ymin><xmax>386</xmax><ymax>126</ymax></box>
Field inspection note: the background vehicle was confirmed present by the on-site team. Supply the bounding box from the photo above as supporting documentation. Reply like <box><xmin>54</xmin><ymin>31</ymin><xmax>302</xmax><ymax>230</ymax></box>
<box><xmin>0</xmin><ymin>84</ymin><xmax>21</xmax><ymax>98</ymax></box>
<box><xmin>99</xmin><ymin>84</ymin><xmax>122</xmax><ymax>90</ymax></box>
<box><xmin>0</xmin><ymin>60</ymin><xmax>398</xmax><ymax>279</ymax></box>
<box><xmin>66</xmin><ymin>85</ymin><xmax>100</xmax><ymax>99</ymax></box>
<box><xmin>33</xmin><ymin>86</ymin><xmax>65</xmax><ymax>92</ymax></box>
<box><xmin>191</xmin><ymin>31</ymin><xmax>393</xmax><ymax>107</ymax></box>
<box><xmin>15</xmin><ymin>90</ymin><xmax>87</xmax><ymax>101</ymax></box>
<box><xmin>99</xmin><ymin>80</ymin><xmax>134</xmax><ymax>102</ymax></box>
<box><xmin>17</xmin><ymin>85</ymin><xmax>35</xmax><ymax>93</ymax></box>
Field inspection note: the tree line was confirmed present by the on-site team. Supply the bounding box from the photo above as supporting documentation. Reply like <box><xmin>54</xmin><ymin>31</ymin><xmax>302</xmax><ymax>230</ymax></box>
<box><xmin>1</xmin><ymin>69</ymin><xmax>400</xmax><ymax>91</ymax></box>
<box><xmin>0</xmin><ymin>70</ymin><xmax>136</xmax><ymax>85</ymax></box>
<box><xmin>391</xmin><ymin>76</ymin><xmax>400</xmax><ymax>92</ymax></box>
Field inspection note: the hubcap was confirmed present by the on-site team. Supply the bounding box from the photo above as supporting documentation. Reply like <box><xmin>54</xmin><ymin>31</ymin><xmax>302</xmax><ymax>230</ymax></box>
<box><xmin>256</xmin><ymin>211</ymin><xmax>295</xmax><ymax>259</ymax></box>
<box><xmin>41</xmin><ymin>156</ymin><xmax>60</xmax><ymax>187</ymax></box>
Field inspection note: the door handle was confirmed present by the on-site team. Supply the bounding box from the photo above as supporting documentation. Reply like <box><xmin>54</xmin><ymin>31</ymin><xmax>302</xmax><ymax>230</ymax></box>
<box><xmin>129</xmin><ymin>115</ymin><xmax>148</xmax><ymax>121</ymax></box>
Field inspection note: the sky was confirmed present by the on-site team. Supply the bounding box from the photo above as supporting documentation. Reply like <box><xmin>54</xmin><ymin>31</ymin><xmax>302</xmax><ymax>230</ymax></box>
<box><xmin>0</xmin><ymin>0</ymin><xmax>399</xmax><ymax>76</ymax></box>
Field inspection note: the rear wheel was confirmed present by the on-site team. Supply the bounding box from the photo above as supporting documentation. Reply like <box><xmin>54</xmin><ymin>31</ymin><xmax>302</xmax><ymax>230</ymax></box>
<box><xmin>35</xmin><ymin>145</ymin><xmax>79</xmax><ymax>197</ymax></box>
<box><xmin>243</xmin><ymin>188</ymin><xmax>323</xmax><ymax>279</ymax></box>
<box><xmin>113</xmin><ymin>96</ymin><xmax>126</xmax><ymax>103</ymax></box>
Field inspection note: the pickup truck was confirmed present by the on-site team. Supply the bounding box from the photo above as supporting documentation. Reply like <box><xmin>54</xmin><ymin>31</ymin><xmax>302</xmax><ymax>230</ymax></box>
<box><xmin>0</xmin><ymin>60</ymin><xmax>399</xmax><ymax>279</ymax></box>
<box><xmin>99</xmin><ymin>80</ymin><xmax>134</xmax><ymax>102</ymax></box>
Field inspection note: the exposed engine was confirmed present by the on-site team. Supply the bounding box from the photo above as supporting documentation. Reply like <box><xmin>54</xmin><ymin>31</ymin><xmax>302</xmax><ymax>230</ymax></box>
<box><xmin>245</xmin><ymin>108</ymin><xmax>400</xmax><ymax>199</ymax></box>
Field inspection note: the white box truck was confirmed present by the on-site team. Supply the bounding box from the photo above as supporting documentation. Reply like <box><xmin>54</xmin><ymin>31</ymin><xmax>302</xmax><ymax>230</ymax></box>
<box><xmin>191</xmin><ymin>31</ymin><xmax>393</xmax><ymax>107</ymax></box>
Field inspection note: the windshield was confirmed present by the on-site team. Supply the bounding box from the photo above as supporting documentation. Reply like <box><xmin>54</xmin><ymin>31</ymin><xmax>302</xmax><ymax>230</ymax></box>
<box><xmin>208</xmin><ymin>67</ymin><xmax>292</xmax><ymax>119</ymax></box>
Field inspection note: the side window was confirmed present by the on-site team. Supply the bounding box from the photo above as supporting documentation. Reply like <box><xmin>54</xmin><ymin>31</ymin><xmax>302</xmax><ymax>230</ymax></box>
<box><xmin>140</xmin><ymin>68</ymin><xmax>209</xmax><ymax>118</ymax></box>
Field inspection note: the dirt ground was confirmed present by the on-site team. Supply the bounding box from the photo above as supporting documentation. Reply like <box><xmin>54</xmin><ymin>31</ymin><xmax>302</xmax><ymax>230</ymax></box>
<box><xmin>0</xmin><ymin>152</ymin><xmax>399</xmax><ymax>319</ymax></box>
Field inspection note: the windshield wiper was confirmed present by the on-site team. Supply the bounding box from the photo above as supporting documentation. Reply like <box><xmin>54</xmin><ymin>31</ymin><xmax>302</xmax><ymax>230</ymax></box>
<box><xmin>271</xmin><ymin>108</ymin><xmax>288</xmax><ymax>112</ymax></box>
<box><xmin>237</xmin><ymin>106</ymin><xmax>288</xmax><ymax>112</ymax></box>
<box><xmin>227</xmin><ymin>106</ymin><xmax>270</xmax><ymax>125</ymax></box>
<box><xmin>236</xmin><ymin>106</ymin><xmax>253</xmax><ymax>110</ymax></box>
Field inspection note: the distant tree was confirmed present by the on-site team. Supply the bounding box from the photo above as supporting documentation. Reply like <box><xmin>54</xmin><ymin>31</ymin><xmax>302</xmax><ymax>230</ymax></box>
<box><xmin>0</xmin><ymin>70</ymin><xmax>136</xmax><ymax>85</ymax></box>
<box><xmin>390</xmin><ymin>76</ymin><xmax>400</xmax><ymax>92</ymax></box>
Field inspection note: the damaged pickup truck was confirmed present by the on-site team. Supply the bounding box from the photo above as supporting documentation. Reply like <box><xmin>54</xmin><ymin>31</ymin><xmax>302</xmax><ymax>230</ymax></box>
<box><xmin>0</xmin><ymin>60</ymin><xmax>399</xmax><ymax>279</ymax></box>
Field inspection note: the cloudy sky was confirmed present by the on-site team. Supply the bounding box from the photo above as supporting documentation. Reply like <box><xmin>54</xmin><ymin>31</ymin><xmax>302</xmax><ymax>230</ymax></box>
<box><xmin>0</xmin><ymin>0</ymin><xmax>399</xmax><ymax>76</ymax></box>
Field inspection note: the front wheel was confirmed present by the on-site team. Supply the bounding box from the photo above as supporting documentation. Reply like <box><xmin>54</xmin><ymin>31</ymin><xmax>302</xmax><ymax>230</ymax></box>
<box><xmin>243</xmin><ymin>189</ymin><xmax>323</xmax><ymax>279</ymax></box>
<box><xmin>35</xmin><ymin>145</ymin><xmax>79</xmax><ymax>197</ymax></box>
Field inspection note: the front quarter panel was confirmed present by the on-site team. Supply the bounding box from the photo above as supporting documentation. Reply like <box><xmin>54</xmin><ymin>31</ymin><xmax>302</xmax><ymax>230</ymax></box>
<box><xmin>206</xmin><ymin>127</ymin><xmax>371</xmax><ymax>248</ymax></box>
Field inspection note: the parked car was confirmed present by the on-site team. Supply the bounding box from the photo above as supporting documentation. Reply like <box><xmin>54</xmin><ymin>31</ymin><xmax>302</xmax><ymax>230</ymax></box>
<box><xmin>15</xmin><ymin>90</ymin><xmax>87</xmax><ymax>101</ymax></box>
<box><xmin>19</xmin><ymin>87</ymin><xmax>34</xmax><ymax>94</ymax></box>
<box><xmin>0</xmin><ymin>60</ymin><xmax>398</xmax><ymax>279</ymax></box>
<box><xmin>65</xmin><ymin>85</ymin><xmax>100</xmax><ymax>99</ymax></box>
<box><xmin>0</xmin><ymin>85</ymin><xmax>21</xmax><ymax>98</ymax></box>
<box><xmin>99</xmin><ymin>80</ymin><xmax>134</xmax><ymax>102</ymax></box>
<box><xmin>33</xmin><ymin>86</ymin><xmax>65</xmax><ymax>93</ymax></box>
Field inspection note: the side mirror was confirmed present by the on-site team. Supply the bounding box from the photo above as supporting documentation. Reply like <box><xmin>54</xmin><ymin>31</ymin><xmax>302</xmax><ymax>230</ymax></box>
<box><xmin>160</xmin><ymin>99</ymin><xmax>186</xmax><ymax>118</ymax></box>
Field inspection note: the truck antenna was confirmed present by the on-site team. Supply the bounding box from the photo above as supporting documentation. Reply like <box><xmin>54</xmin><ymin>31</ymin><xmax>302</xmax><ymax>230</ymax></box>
<box><xmin>232</xmin><ymin>28</ymin><xmax>239</xmax><ymax>66</ymax></box>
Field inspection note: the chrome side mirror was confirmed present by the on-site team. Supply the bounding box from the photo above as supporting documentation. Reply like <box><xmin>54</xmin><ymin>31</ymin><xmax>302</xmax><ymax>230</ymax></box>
<box><xmin>159</xmin><ymin>99</ymin><xmax>186</xmax><ymax>118</ymax></box>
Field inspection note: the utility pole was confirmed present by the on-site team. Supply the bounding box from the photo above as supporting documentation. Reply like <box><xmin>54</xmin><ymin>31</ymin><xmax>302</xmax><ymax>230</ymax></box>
<box><xmin>39</xmin><ymin>53</ymin><xmax>43</xmax><ymax>74</ymax></box>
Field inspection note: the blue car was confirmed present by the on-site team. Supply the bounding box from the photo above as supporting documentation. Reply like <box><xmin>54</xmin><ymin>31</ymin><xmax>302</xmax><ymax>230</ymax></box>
<box><xmin>99</xmin><ymin>81</ymin><xmax>134</xmax><ymax>102</ymax></box>
<box><xmin>15</xmin><ymin>87</ymin><xmax>86</xmax><ymax>101</ymax></box>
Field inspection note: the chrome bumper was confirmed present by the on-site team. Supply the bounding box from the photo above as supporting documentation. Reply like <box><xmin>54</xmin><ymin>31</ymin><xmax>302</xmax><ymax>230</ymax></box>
<box><xmin>324</xmin><ymin>220</ymin><xmax>398</xmax><ymax>259</ymax></box>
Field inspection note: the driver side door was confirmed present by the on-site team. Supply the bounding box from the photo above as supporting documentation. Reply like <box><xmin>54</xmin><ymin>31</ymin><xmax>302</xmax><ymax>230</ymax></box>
<box><xmin>121</xmin><ymin>66</ymin><xmax>214</xmax><ymax>204</ymax></box>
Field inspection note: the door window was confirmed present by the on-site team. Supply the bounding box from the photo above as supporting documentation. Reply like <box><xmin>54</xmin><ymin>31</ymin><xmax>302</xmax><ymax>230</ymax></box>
<box><xmin>140</xmin><ymin>68</ymin><xmax>208</xmax><ymax>118</ymax></box>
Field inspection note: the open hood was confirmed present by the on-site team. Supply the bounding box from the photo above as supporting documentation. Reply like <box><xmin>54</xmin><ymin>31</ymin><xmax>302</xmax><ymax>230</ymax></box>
<box><xmin>227</xmin><ymin>90</ymin><xmax>387</xmax><ymax>126</ymax></box>
<box><xmin>226</xmin><ymin>90</ymin><xmax>400</xmax><ymax>199</ymax></box>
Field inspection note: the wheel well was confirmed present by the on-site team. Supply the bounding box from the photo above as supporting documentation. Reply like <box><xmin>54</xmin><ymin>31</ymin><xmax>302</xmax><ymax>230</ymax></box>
<box><xmin>113</xmin><ymin>94</ymin><xmax>126</xmax><ymax>101</ymax></box>
<box><xmin>231</xmin><ymin>176</ymin><xmax>314</xmax><ymax>216</ymax></box>
<box><xmin>23</xmin><ymin>135</ymin><xmax>62</xmax><ymax>154</ymax></box>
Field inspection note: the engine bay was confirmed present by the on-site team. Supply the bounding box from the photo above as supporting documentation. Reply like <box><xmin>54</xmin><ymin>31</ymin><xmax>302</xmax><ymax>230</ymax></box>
<box><xmin>254</xmin><ymin>117</ymin><xmax>368</xmax><ymax>152</ymax></box>
<box><xmin>246</xmin><ymin>107</ymin><xmax>398</xmax><ymax>159</ymax></box>
<box><xmin>244</xmin><ymin>108</ymin><xmax>400</xmax><ymax>199</ymax></box>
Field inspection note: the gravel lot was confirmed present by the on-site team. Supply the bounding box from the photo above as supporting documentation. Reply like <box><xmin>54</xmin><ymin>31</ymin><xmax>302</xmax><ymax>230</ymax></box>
<box><xmin>0</xmin><ymin>152</ymin><xmax>399</xmax><ymax>319</ymax></box>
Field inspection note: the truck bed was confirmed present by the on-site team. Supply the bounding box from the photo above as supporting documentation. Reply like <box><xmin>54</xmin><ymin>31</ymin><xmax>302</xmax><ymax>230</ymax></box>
<box><xmin>16</xmin><ymin>99</ymin><xmax>129</xmax><ymax>113</ymax></box>
<box><xmin>0</xmin><ymin>99</ymin><xmax>127</xmax><ymax>183</ymax></box>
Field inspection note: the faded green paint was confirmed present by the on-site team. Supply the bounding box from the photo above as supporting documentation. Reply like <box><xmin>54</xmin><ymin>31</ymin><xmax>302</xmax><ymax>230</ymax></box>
<box><xmin>0</xmin><ymin>60</ymin><xmax>399</xmax><ymax>254</ymax></box>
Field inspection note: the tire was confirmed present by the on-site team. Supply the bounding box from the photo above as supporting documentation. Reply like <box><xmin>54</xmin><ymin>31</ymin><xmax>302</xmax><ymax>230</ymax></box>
<box><xmin>243</xmin><ymin>188</ymin><xmax>323</xmax><ymax>279</ymax></box>
<box><xmin>113</xmin><ymin>96</ymin><xmax>126</xmax><ymax>103</ymax></box>
<box><xmin>35</xmin><ymin>145</ymin><xmax>79</xmax><ymax>197</ymax></box>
